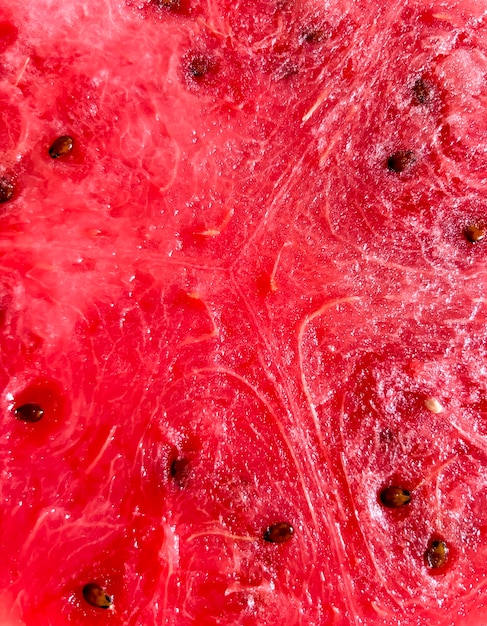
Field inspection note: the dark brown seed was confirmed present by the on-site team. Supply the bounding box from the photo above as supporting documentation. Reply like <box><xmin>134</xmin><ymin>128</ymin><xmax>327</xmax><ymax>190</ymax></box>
<box><xmin>412</xmin><ymin>78</ymin><xmax>431</xmax><ymax>104</ymax></box>
<box><xmin>49</xmin><ymin>135</ymin><xmax>74</xmax><ymax>159</ymax></box>
<box><xmin>0</xmin><ymin>176</ymin><xmax>14</xmax><ymax>203</ymax></box>
<box><xmin>425</xmin><ymin>539</ymin><xmax>449</xmax><ymax>569</ymax></box>
<box><xmin>15</xmin><ymin>403</ymin><xmax>44</xmax><ymax>423</ymax></box>
<box><xmin>82</xmin><ymin>583</ymin><xmax>113</xmax><ymax>609</ymax></box>
<box><xmin>302</xmin><ymin>29</ymin><xmax>326</xmax><ymax>43</ymax></box>
<box><xmin>153</xmin><ymin>0</ymin><xmax>180</xmax><ymax>7</ymax></box>
<box><xmin>264</xmin><ymin>521</ymin><xmax>294</xmax><ymax>544</ymax></box>
<box><xmin>188</xmin><ymin>55</ymin><xmax>211</xmax><ymax>78</ymax></box>
<box><xmin>464</xmin><ymin>224</ymin><xmax>486</xmax><ymax>243</ymax></box>
<box><xmin>380</xmin><ymin>486</ymin><xmax>411</xmax><ymax>508</ymax></box>
<box><xmin>387</xmin><ymin>150</ymin><xmax>417</xmax><ymax>173</ymax></box>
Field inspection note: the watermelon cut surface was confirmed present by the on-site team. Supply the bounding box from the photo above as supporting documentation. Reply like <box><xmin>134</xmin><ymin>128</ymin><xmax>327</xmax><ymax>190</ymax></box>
<box><xmin>1</xmin><ymin>0</ymin><xmax>487</xmax><ymax>624</ymax></box>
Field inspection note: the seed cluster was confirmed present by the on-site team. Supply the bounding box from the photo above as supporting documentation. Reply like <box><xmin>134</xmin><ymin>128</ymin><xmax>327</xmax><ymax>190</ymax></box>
<box><xmin>2</xmin><ymin>4</ymin><xmax>478</xmax><ymax>620</ymax></box>
<box><xmin>0</xmin><ymin>133</ymin><xmax>72</xmax><ymax>210</ymax></box>
<box><xmin>379</xmin><ymin>485</ymin><xmax>450</xmax><ymax>571</ymax></box>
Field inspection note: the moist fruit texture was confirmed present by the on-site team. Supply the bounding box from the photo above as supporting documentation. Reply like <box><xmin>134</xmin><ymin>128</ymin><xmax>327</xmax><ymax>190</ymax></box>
<box><xmin>0</xmin><ymin>0</ymin><xmax>486</xmax><ymax>624</ymax></box>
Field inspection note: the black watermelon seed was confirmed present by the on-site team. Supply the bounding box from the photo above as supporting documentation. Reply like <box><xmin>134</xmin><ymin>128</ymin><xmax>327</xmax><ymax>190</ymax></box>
<box><xmin>425</xmin><ymin>539</ymin><xmax>449</xmax><ymax>569</ymax></box>
<box><xmin>49</xmin><ymin>135</ymin><xmax>74</xmax><ymax>159</ymax></box>
<box><xmin>15</xmin><ymin>403</ymin><xmax>44</xmax><ymax>423</ymax></box>
<box><xmin>412</xmin><ymin>78</ymin><xmax>431</xmax><ymax>104</ymax></box>
<box><xmin>0</xmin><ymin>176</ymin><xmax>14</xmax><ymax>203</ymax></box>
<box><xmin>82</xmin><ymin>583</ymin><xmax>113</xmax><ymax>609</ymax></box>
<box><xmin>188</xmin><ymin>55</ymin><xmax>211</xmax><ymax>78</ymax></box>
<box><xmin>169</xmin><ymin>457</ymin><xmax>189</xmax><ymax>485</ymax></box>
<box><xmin>464</xmin><ymin>224</ymin><xmax>486</xmax><ymax>243</ymax></box>
<box><xmin>387</xmin><ymin>150</ymin><xmax>416</xmax><ymax>173</ymax></box>
<box><xmin>380</xmin><ymin>486</ymin><xmax>411</xmax><ymax>508</ymax></box>
<box><xmin>264</xmin><ymin>522</ymin><xmax>294</xmax><ymax>544</ymax></box>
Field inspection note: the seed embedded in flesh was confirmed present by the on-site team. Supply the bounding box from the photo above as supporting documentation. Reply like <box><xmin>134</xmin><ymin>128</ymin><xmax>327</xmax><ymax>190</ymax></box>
<box><xmin>82</xmin><ymin>583</ymin><xmax>113</xmax><ymax>609</ymax></box>
<box><xmin>425</xmin><ymin>539</ymin><xmax>449</xmax><ymax>569</ymax></box>
<box><xmin>0</xmin><ymin>176</ymin><xmax>14</xmax><ymax>203</ymax></box>
<box><xmin>302</xmin><ymin>29</ymin><xmax>326</xmax><ymax>43</ymax></box>
<box><xmin>14</xmin><ymin>403</ymin><xmax>44</xmax><ymax>423</ymax></box>
<box><xmin>387</xmin><ymin>150</ymin><xmax>417</xmax><ymax>173</ymax></box>
<box><xmin>424</xmin><ymin>396</ymin><xmax>444</xmax><ymax>414</ymax></box>
<box><xmin>152</xmin><ymin>0</ymin><xmax>180</xmax><ymax>6</ymax></box>
<box><xmin>380</xmin><ymin>486</ymin><xmax>411</xmax><ymax>508</ymax></box>
<box><xmin>264</xmin><ymin>521</ymin><xmax>294</xmax><ymax>544</ymax></box>
<box><xmin>188</xmin><ymin>55</ymin><xmax>211</xmax><ymax>78</ymax></box>
<box><xmin>169</xmin><ymin>457</ymin><xmax>189</xmax><ymax>485</ymax></box>
<box><xmin>412</xmin><ymin>78</ymin><xmax>431</xmax><ymax>104</ymax></box>
<box><xmin>48</xmin><ymin>135</ymin><xmax>74</xmax><ymax>159</ymax></box>
<box><xmin>464</xmin><ymin>224</ymin><xmax>486</xmax><ymax>243</ymax></box>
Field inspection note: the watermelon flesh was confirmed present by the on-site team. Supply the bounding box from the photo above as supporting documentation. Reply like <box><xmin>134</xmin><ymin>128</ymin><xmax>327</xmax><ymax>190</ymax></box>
<box><xmin>1</xmin><ymin>0</ymin><xmax>487</xmax><ymax>623</ymax></box>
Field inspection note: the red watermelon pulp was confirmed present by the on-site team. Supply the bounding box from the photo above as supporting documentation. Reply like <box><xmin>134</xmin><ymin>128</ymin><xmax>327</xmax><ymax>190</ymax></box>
<box><xmin>1</xmin><ymin>0</ymin><xmax>487</xmax><ymax>624</ymax></box>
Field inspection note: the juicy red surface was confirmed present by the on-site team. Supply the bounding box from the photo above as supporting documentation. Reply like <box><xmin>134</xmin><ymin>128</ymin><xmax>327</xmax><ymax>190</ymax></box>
<box><xmin>1</xmin><ymin>0</ymin><xmax>487</xmax><ymax>624</ymax></box>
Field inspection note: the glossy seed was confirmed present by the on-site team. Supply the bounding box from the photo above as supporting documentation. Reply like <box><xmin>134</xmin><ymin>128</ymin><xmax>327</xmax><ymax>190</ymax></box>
<box><xmin>82</xmin><ymin>583</ymin><xmax>113</xmax><ymax>609</ymax></box>
<box><xmin>380</xmin><ymin>486</ymin><xmax>411</xmax><ymax>508</ymax></box>
<box><xmin>49</xmin><ymin>135</ymin><xmax>74</xmax><ymax>159</ymax></box>
<box><xmin>264</xmin><ymin>521</ymin><xmax>294</xmax><ymax>544</ymax></box>
<box><xmin>0</xmin><ymin>176</ymin><xmax>14</xmax><ymax>203</ymax></box>
<box><xmin>15</xmin><ymin>403</ymin><xmax>44</xmax><ymax>423</ymax></box>
<box><xmin>387</xmin><ymin>150</ymin><xmax>417</xmax><ymax>173</ymax></box>
<box><xmin>412</xmin><ymin>78</ymin><xmax>431</xmax><ymax>104</ymax></box>
<box><xmin>189</xmin><ymin>55</ymin><xmax>211</xmax><ymax>78</ymax></box>
<box><xmin>464</xmin><ymin>224</ymin><xmax>486</xmax><ymax>243</ymax></box>
<box><xmin>425</xmin><ymin>539</ymin><xmax>449</xmax><ymax>569</ymax></box>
